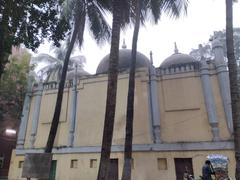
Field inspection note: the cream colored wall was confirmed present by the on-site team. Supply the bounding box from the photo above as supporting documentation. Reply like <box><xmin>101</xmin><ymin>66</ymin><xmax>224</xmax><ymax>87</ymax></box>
<box><xmin>74</xmin><ymin>72</ymin><xmax>152</xmax><ymax>147</ymax></box>
<box><xmin>132</xmin><ymin>73</ymin><xmax>151</xmax><ymax>144</ymax></box>
<box><xmin>24</xmin><ymin>89</ymin><xmax>71</xmax><ymax>149</ymax></box>
<box><xmin>8</xmin><ymin>151</ymin><xmax>25</xmax><ymax>180</ymax></box>
<box><xmin>159</xmin><ymin>72</ymin><xmax>214</xmax><ymax>142</ymax></box>
<box><xmin>74</xmin><ymin>76</ymin><xmax>107</xmax><ymax>147</ymax></box>
<box><xmin>23</xmin><ymin>68</ymin><xmax>231</xmax><ymax>147</ymax></box>
<box><xmin>158</xmin><ymin>70</ymin><xmax>232</xmax><ymax>142</ymax></box>
<box><xmin>9</xmin><ymin>150</ymin><xmax>235</xmax><ymax>180</ymax></box>
<box><xmin>24</xmin><ymin>70</ymin><xmax>152</xmax><ymax>148</ymax></box>
<box><xmin>36</xmin><ymin>88</ymin><xmax>70</xmax><ymax>148</ymax></box>
<box><xmin>161</xmin><ymin>74</ymin><xmax>201</xmax><ymax>111</ymax></box>
<box><xmin>147</xmin><ymin>150</ymin><xmax>235</xmax><ymax>180</ymax></box>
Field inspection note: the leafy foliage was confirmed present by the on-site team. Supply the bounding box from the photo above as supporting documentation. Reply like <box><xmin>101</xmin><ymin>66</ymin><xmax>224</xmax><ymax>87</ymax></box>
<box><xmin>31</xmin><ymin>43</ymin><xmax>87</xmax><ymax>82</ymax></box>
<box><xmin>0</xmin><ymin>0</ymin><xmax>70</xmax><ymax>78</ymax></box>
<box><xmin>190</xmin><ymin>28</ymin><xmax>240</xmax><ymax>61</ymax></box>
<box><xmin>0</xmin><ymin>49</ymin><xmax>31</xmax><ymax>130</ymax></box>
<box><xmin>62</xmin><ymin>0</ymin><xmax>111</xmax><ymax>47</ymax></box>
<box><xmin>32</xmin><ymin>53</ymin><xmax>86</xmax><ymax>82</ymax></box>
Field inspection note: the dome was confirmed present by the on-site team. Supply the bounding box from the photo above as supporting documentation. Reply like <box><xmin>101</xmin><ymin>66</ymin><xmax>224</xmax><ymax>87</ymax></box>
<box><xmin>96</xmin><ymin>49</ymin><xmax>150</xmax><ymax>74</ymax></box>
<box><xmin>66</xmin><ymin>68</ymin><xmax>90</xmax><ymax>80</ymax></box>
<box><xmin>160</xmin><ymin>53</ymin><xmax>197</xmax><ymax>68</ymax></box>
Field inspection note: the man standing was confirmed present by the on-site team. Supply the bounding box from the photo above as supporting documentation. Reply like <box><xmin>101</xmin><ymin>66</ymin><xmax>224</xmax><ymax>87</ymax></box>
<box><xmin>202</xmin><ymin>160</ymin><xmax>215</xmax><ymax>180</ymax></box>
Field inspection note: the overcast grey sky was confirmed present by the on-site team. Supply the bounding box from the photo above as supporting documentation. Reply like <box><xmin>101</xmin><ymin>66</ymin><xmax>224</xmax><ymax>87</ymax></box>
<box><xmin>36</xmin><ymin>0</ymin><xmax>240</xmax><ymax>74</ymax></box>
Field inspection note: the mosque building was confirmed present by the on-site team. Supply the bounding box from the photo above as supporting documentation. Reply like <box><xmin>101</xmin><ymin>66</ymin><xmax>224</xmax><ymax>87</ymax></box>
<box><xmin>8</xmin><ymin>39</ymin><xmax>235</xmax><ymax>180</ymax></box>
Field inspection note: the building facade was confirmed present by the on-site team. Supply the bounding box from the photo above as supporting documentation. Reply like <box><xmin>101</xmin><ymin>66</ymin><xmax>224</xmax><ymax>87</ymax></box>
<box><xmin>8</xmin><ymin>40</ymin><xmax>235</xmax><ymax>180</ymax></box>
<box><xmin>0</xmin><ymin>134</ymin><xmax>16</xmax><ymax>179</ymax></box>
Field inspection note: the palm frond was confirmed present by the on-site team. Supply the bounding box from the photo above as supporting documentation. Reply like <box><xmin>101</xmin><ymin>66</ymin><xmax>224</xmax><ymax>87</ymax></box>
<box><xmin>148</xmin><ymin>0</ymin><xmax>162</xmax><ymax>23</ymax></box>
<box><xmin>37</xmin><ymin>63</ymin><xmax>61</xmax><ymax>74</ymax></box>
<box><xmin>61</xmin><ymin>0</ymin><xmax>113</xmax><ymax>49</ymax></box>
<box><xmin>71</xmin><ymin>0</ymin><xmax>86</xmax><ymax>48</ymax></box>
<box><xmin>160</xmin><ymin>0</ymin><xmax>188</xmax><ymax>19</ymax></box>
<box><xmin>31</xmin><ymin>54</ymin><xmax>61</xmax><ymax>64</ymax></box>
<box><xmin>119</xmin><ymin>0</ymin><xmax>131</xmax><ymax>27</ymax></box>
<box><xmin>87</xmin><ymin>1</ymin><xmax>111</xmax><ymax>44</ymax></box>
<box><xmin>76</xmin><ymin>14</ymin><xmax>86</xmax><ymax>48</ymax></box>
<box><xmin>96</xmin><ymin>0</ymin><xmax>112</xmax><ymax>13</ymax></box>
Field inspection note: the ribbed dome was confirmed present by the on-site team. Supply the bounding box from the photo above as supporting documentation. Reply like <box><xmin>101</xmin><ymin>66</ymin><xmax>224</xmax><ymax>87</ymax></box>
<box><xmin>160</xmin><ymin>53</ymin><xmax>196</xmax><ymax>68</ymax></box>
<box><xmin>96</xmin><ymin>49</ymin><xmax>150</xmax><ymax>74</ymax></box>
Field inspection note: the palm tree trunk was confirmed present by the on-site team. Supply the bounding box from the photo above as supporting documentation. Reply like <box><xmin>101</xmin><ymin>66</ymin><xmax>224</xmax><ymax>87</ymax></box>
<box><xmin>0</xmin><ymin>31</ymin><xmax>3</xmax><ymax>80</ymax></box>
<box><xmin>97</xmin><ymin>0</ymin><xmax>122</xmax><ymax>179</ymax></box>
<box><xmin>0</xmin><ymin>43</ymin><xmax>5</xmax><ymax>80</ymax></box>
<box><xmin>44</xmin><ymin>15</ymin><xmax>81</xmax><ymax>153</ymax></box>
<box><xmin>121</xmin><ymin>1</ymin><xmax>141</xmax><ymax>180</ymax></box>
<box><xmin>226</xmin><ymin>0</ymin><xmax>240</xmax><ymax>179</ymax></box>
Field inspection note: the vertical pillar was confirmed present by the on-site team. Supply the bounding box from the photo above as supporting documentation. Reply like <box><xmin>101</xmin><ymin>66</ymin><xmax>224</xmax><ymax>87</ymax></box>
<box><xmin>148</xmin><ymin>52</ymin><xmax>161</xmax><ymax>143</ymax></box>
<box><xmin>200</xmin><ymin>59</ymin><xmax>220</xmax><ymax>141</ymax></box>
<box><xmin>29</xmin><ymin>80</ymin><xmax>43</xmax><ymax>148</ymax></box>
<box><xmin>16</xmin><ymin>75</ymin><xmax>33</xmax><ymax>149</ymax></box>
<box><xmin>68</xmin><ymin>65</ymin><xmax>78</xmax><ymax>147</ymax></box>
<box><xmin>212</xmin><ymin>38</ymin><xmax>233</xmax><ymax>134</ymax></box>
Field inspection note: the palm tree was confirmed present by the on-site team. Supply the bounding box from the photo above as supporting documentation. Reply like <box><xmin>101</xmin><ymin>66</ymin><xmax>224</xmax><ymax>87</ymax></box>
<box><xmin>31</xmin><ymin>52</ymin><xmax>86</xmax><ymax>82</ymax></box>
<box><xmin>44</xmin><ymin>0</ymin><xmax>111</xmax><ymax>153</ymax></box>
<box><xmin>121</xmin><ymin>1</ymin><xmax>141</xmax><ymax>179</ymax></box>
<box><xmin>97</xmin><ymin>0</ymin><xmax>131</xmax><ymax>179</ymax></box>
<box><xmin>225</xmin><ymin>0</ymin><xmax>240</xmax><ymax>178</ymax></box>
<box><xmin>122</xmin><ymin>0</ymin><xmax>188</xmax><ymax>179</ymax></box>
<box><xmin>31</xmin><ymin>53</ymin><xmax>64</xmax><ymax>81</ymax></box>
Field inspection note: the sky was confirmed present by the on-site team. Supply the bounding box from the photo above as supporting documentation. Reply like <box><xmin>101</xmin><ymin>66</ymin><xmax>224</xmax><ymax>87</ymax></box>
<box><xmin>35</xmin><ymin>0</ymin><xmax>240</xmax><ymax>74</ymax></box>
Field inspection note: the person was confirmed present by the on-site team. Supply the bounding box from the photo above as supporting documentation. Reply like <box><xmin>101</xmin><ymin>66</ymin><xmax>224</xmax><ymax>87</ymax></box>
<box><xmin>183</xmin><ymin>166</ymin><xmax>194</xmax><ymax>180</ymax></box>
<box><xmin>202</xmin><ymin>160</ymin><xmax>215</xmax><ymax>180</ymax></box>
<box><xmin>183</xmin><ymin>170</ymin><xmax>189</xmax><ymax>180</ymax></box>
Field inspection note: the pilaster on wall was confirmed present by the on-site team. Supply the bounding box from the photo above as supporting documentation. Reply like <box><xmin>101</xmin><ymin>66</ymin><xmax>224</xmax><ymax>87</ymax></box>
<box><xmin>68</xmin><ymin>66</ymin><xmax>78</xmax><ymax>147</ymax></box>
<box><xmin>212</xmin><ymin>39</ymin><xmax>233</xmax><ymax>134</ymax></box>
<box><xmin>29</xmin><ymin>81</ymin><xmax>44</xmax><ymax>148</ymax></box>
<box><xmin>148</xmin><ymin>64</ymin><xmax>161</xmax><ymax>143</ymax></box>
<box><xmin>16</xmin><ymin>76</ymin><xmax>34</xmax><ymax>149</ymax></box>
<box><xmin>200</xmin><ymin>59</ymin><xmax>220</xmax><ymax>141</ymax></box>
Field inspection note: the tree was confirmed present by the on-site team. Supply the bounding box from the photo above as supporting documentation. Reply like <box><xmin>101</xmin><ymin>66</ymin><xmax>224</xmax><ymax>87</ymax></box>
<box><xmin>121</xmin><ymin>1</ymin><xmax>141</xmax><ymax>179</ymax></box>
<box><xmin>0</xmin><ymin>0</ymin><xmax>70</xmax><ymax>79</ymax></box>
<box><xmin>31</xmin><ymin>49</ymin><xmax>86</xmax><ymax>82</ymax></box>
<box><xmin>225</xmin><ymin>0</ymin><xmax>240</xmax><ymax>179</ymax></box>
<box><xmin>122</xmin><ymin>0</ymin><xmax>188</xmax><ymax>179</ymax></box>
<box><xmin>44</xmin><ymin>0</ymin><xmax>111</xmax><ymax>153</ymax></box>
<box><xmin>0</xmin><ymin>48</ymin><xmax>32</xmax><ymax>134</ymax></box>
<box><xmin>31</xmin><ymin>53</ymin><xmax>64</xmax><ymax>82</ymax></box>
<box><xmin>190</xmin><ymin>44</ymin><xmax>214</xmax><ymax>61</ymax></box>
<box><xmin>189</xmin><ymin>28</ymin><xmax>240</xmax><ymax>61</ymax></box>
<box><xmin>97</xmin><ymin>0</ymin><xmax>131</xmax><ymax>179</ymax></box>
<box><xmin>210</xmin><ymin>29</ymin><xmax>240</xmax><ymax>62</ymax></box>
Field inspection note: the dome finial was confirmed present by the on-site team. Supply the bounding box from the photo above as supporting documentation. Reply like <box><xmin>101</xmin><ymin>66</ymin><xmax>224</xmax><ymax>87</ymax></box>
<box><xmin>122</xmin><ymin>39</ymin><xmax>127</xmax><ymax>49</ymax></box>
<box><xmin>150</xmin><ymin>51</ymin><xmax>153</xmax><ymax>64</ymax></box>
<box><xmin>174</xmin><ymin>42</ymin><xmax>179</xmax><ymax>54</ymax></box>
